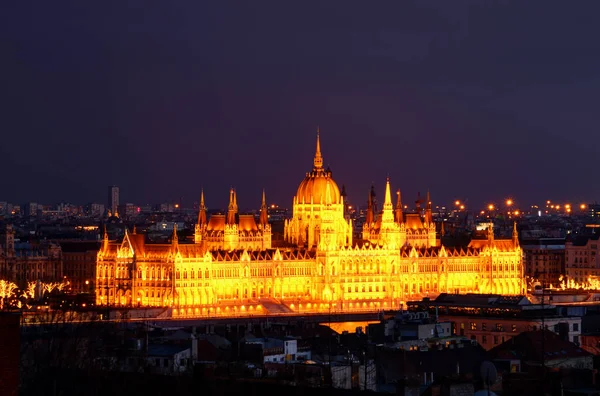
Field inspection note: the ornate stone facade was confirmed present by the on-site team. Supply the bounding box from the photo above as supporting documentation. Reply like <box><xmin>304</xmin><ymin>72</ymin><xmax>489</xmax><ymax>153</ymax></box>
<box><xmin>96</xmin><ymin>131</ymin><xmax>525</xmax><ymax>317</ymax></box>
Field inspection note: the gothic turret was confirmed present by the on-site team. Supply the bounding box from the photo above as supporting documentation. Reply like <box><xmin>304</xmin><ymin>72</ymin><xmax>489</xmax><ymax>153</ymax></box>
<box><xmin>194</xmin><ymin>190</ymin><xmax>207</xmax><ymax>244</ymax></box>
<box><xmin>366</xmin><ymin>187</ymin><xmax>375</xmax><ymax>225</ymax></box>
<box><xmin>425</xmin><ymin>191</ymin><xmax>433</xmax><ymax>224</ymax></box>
<box><xmin>259</xmin><ymin>189</ymin><xmax>268</xmax><ymax>227</ymax></box>
<box><xmin>227</xmin><ymin>188</ymin><xmax>238</xmax><ymax>225</ymax></box>
<box><xmin>171</xmin><ymin>223</ymin><xmax>179</xmax><ymax>254</ymax></box>
<box><xmin>395</xmin><ymin>189</ymin><xmax>403</xmax><ymax>223</ymax></box>
<box><xmin>512</xmin><ymin>221</ymin><xmax>519</xmax><ymax>247</ymax></box>
<box><xmin>381</xmin><ymin>177</ymin><xmax>394</xmax><ymax>223</ymax></box>
<box><xmin>198</xmin><ymin>190</ymin><xmax>207</xmax><ymax>226</ymax></box>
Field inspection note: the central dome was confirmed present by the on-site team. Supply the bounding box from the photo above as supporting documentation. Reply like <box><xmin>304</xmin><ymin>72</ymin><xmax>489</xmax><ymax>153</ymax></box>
<box><xmin>295</xmin><ymin>130</ymin><xmax>341</xmax><ymax>205</ymax></box>
<box><xmin>296</xmin><ymin>169</ymin><xmax>341</xmax><ymax>204</ymax></box>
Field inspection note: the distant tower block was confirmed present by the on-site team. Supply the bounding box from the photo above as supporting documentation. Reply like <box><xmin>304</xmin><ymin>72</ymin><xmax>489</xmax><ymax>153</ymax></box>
<box><xmin>108</xmin><ymin>185</ymin><xmax>119</xmax><ymax>217</ymax></box>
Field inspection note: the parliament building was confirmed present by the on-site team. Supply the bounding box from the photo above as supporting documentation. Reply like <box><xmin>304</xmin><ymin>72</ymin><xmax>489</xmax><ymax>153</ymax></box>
<box><xmin>96</xmin><ymin>132</ymin><xmax>525</xmax><ymax>317</ymax></box>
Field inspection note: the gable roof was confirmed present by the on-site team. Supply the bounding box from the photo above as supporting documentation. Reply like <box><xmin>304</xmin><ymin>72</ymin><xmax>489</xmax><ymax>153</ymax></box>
<box><xmin>489</xmin><ymin>330</ymin><xmax>591</xmax><ymax>362</ymax></box>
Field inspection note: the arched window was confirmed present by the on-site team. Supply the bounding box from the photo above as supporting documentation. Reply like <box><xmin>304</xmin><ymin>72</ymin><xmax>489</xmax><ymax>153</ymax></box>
<box><xmin>176</xmin><ymin>270</ymin><xmax>181</xmax><ymax>280</ymax></box>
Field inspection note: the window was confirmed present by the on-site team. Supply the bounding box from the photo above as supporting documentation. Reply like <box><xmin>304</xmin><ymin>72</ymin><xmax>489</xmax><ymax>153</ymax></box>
<box><xmin>573</xmin><ymin>323</ymin><xmax>579</xmax><ymax>332</ymax></box>
<box><xmin>482</xmin><ymin>335</ymin><xmax>487</xmax><ymax>344</ymax></box>
<box><xmin>470</xmin><ymin>322</ymin><xmax>477</xmax><ymax>330</ymax></box>
<box><xmin>482</xmin><ymin>323</ymin><xmax>487</xmax><ymax>331</ymax></box>
<box><xmin>495</xmin><ymin>323</ymin><xmax>503</xmax><ymax>332</ymax></box>
<box><xmin>512</xmin><ymin>324</ymin><xmax>517</xmax><ymax>332</ymax></box>
<box><xmin>574</xmin><ymin>335</ymin><xmax>580</xmax><ymax>345</ymax></box>
<box><xmin>493</xmin><ymin>336</ymin><xmax>499</xmax><ymax>345</ymax></box>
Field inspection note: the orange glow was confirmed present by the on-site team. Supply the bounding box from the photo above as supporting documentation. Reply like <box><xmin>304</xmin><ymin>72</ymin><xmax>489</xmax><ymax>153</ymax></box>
<box><xmin>459</xmin><ymin>205</ymin><xmax>465</xmax><ymax>210</ymax></box>
<box><xmin>581</xmin><ymin>204</ymin><xmax>587</xmax><ymax>210</ymax></box>
<box><xmin>95</xmin><ymin>133</ymin><xmax>525</xmax><ymax>318</ymax></box>
<box><xmin>506</xmin><ymin>199</ymin><xmax>513</xmax><ymax>206</ymax></box>
<box><xmin>455</xmin><ymin>200</ymin><xmax>460</xmax><ymax>206</ymax></box>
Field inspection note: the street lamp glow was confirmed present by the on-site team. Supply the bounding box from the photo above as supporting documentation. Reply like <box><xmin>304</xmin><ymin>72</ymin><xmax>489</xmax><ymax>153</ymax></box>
<box><xmin>506</xmin><ymin>199</ymin><xmax>513</xmax><ymax>206</ymax></box>
<box><xmin>488</xmin><ymin>204</ymin><xmax>495</xmax><ymax>211</ymax></box>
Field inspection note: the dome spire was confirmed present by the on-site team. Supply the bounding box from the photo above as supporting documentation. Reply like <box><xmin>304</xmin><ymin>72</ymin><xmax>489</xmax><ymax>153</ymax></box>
<box><xmin>314</xmin><ymin>126</ymin><xmax>323</xmax><ymax>169</ymax></box>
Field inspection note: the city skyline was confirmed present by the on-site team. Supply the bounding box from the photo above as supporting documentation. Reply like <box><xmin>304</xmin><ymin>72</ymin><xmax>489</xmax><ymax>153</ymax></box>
<box><xmin>3</xmin><ymin>2</ymin><xmax>600</xmax><ymax>207</ymax></box>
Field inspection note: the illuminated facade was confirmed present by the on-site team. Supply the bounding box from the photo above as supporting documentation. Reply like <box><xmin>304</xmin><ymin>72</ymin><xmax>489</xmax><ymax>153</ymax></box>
<box><xmin>96</xmin><ymin>132</ymin><xmax>525</xmax><ymax>317</ymax></box>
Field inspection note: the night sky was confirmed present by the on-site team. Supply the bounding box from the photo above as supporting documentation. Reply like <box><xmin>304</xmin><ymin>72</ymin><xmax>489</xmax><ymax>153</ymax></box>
<box><xmin>2</xmin><ymin>1</ymin><xmax>600</xmax><ymax>211</ymax></box>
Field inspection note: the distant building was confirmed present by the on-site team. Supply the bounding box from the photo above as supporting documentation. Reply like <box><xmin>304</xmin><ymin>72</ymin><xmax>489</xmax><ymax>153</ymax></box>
<box><xmin>408</xmin><ymin>293</ymin><xmax>582</xmax><ymax>349</ymax></box>
<box><xmin>565</xmin><ymin>234</ymin><xmax>600</xmax><ymax>284</ymax></box>
<box><xmin>489</xmin><ymin>330</ymin><xmax>593</xmax><ymax>373</ymax></box>
<box><xmin>118</xmin><ymin>203</ymin><xmax>138</xmax><ymax>218</ymax></box>
<box><xmin>242</xmin><ymin>337</ymin><xmax>311</xmax><ymax>364</ymax></box>
<box><xmin>108</xmin><ymin>185</ymin><xmax>119</xmax><ymax>216</ymax></box>
<box><xmin>59</xmin><ymin>241</ymin><xmax>100</xmax><ymax>293</ymax></box>
<box><xmin>0</xmin><ymin>224</ymin><xmax>63</xmax><ymax>287</ymax></box>
<box><xmin>85</xmin><ymin>203</ymin><xmax>105</xmax><ymax>218</ymax></box>
<box><xmin>23</xmin><ymin>202</ymin><xmax>38</xmax><ymax>219</ymax></box>
<box><xmin>522</xmin><ymin>238</ymin><xmax>565</xmax><ymax>286</ymax></box>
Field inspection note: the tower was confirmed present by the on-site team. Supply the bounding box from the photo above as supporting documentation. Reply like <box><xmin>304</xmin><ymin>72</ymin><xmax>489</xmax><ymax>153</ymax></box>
<box><xmin>224</xmin><ymin>188</ymin><xmax>239</xmax><ymax>250</ymax></box>
<box><xmin>1</xmin><ymin>224</ymin><xmax>15</xmax><ymax>257</ymax></box>
<box><xmin>395</xmin><ymin>189</ymin><xmax>403</xmax><ymax>224</ymax></box>
<box><xmin>259</xmin><ymin>189</ymin><xmax>272</xmax><ymax>249</ymax></box>
<box><xmin>108</xmin><ymin>185</ymin><xmax>119</xmax><ymax>217</ymax></box>
<box><xmin>284</xmin><ymin>128</ymin><xmax>352</xmax><ymax>249</ymax></box>
<box><xmin>194</xmin><ymin>190</ymin><xmax>207</xmax><ymax>244</ymax></box>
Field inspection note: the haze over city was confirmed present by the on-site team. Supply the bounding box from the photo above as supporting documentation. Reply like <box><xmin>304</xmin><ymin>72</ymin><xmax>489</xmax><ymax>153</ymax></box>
<box><xmin>2</xmin><ymin>1</ymin><xmax>600</xmax><ymax>208</ymax></box>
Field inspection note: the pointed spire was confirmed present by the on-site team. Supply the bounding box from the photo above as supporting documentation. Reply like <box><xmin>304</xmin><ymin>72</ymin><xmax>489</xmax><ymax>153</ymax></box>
<box><xmin>172</xmin><ymin>223</ymin><xmax>178</xmax><ymax>244</ymax></box>
<box><xmin>198</xmin><ymin>190</ymin><xmax>207</xmax><ymax>225</ymax></box>
<box><xmin>395</xmin><ymin>189</ymin><xmax>403</xmax><ymax>223</ymax></box>
<box><xmin>440</xmin><ymin>220</ymin><xmax>445</xmax><ymax>237</ymax></box>
<box><xmin>425</xmin><ymin>190</ymin><xmax>433</xmax><ymax>224</ymax></box>
<box><xmin>488</xmin><ymin>222</ymin><xmax>494</xmax><ymax>242</ymax></box>
<box><xmin>102</xmin><ymin>225</ymin><xmax>109</xmax><ymax>251</ymax></box>
<box><xmin>384</xmin><ymin>177</ymin><xmax>392</xmax><ymax>208</ymax></box>
<box><xmin>133</xmin><ymin>225</ymin><xmax>137</xmax><ymax>235</ymax></box>
<box><xmin>259</xmin><ymin>189</ymin><xmax>268</xmax><ymax>226</ymax></box>
<box><xmin>512</xmin><ymin>221</ymin><xmax>519</xmax><ymax>247</ymax></box>
<box><xmin>381</xmin><ymin>177</ymin><xmax>394</xmax><ymax>222</ymax></box>
<box><xmin>171</xmin><ymin>223</ymin><xmax>179</xmax><ymax>253</ymax></box>
<box><xmin>366</xmin><ymin>188</ymin><xmax>374</xmax><ymax>225</ymax></box>
<box><xmin>227</xmin><ymin>188</ymin><xmax>237</xmax><ymax>225</ymax></box>
<box><xmin>313</xmin><ymin>127</ymin><xmax>323</xmax><ymax>169</ymax></box>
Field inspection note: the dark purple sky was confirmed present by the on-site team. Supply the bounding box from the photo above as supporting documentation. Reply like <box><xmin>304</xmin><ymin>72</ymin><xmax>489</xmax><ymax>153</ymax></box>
<box><xmin>2</xmin><ymin>1</ymin><xmax>600</xmax><ymax>211</ymax></box>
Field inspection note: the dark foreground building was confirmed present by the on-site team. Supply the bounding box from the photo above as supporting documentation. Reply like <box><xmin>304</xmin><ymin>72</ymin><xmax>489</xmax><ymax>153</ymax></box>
<box><xmin>0</xmin><ymin>312</ymin><xmax>20</xmax><ymax>396</ymax></box>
